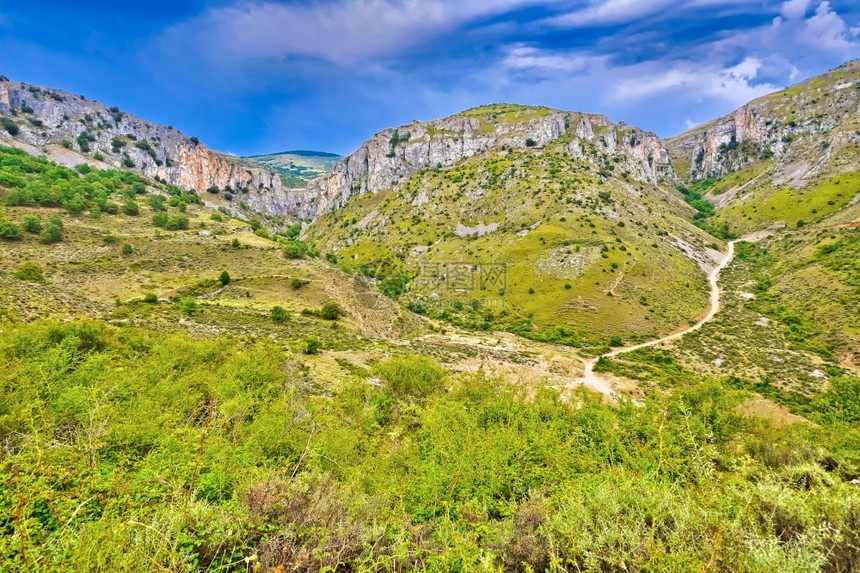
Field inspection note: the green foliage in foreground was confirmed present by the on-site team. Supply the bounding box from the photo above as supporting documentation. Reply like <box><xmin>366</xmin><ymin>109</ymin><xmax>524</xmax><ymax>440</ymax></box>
<box><xmin>1</xmin><ymin>321</ymin><xmax>859</xmax><ymax>571</ymax></box>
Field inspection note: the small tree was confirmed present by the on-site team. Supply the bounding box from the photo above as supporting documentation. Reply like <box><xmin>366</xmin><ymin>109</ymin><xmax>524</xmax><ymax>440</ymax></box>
<box><xmin>219</xmin><ymin>271</ymin><xmax>231</xmax><ymax>286</ymax></box>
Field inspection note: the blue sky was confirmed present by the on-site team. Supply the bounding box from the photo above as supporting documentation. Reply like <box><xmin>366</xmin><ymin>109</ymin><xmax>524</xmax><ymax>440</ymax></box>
<box><xmin>1</xmin><ymin>1</ymin><xmax>858</xmax><ymax>156</ymax></box>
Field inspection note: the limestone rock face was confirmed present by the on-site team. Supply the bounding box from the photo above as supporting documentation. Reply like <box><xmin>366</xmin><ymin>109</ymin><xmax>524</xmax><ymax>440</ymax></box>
<box><xmin>306</xmin><ymin>110</ymin><xmax>675</xmax><ymax>218</ymax></box>
<box><xmin>0</xmin><ymin>80</ymin><xmax>316</xmax><ymax>217</ymax></box>
<box><xmin>666</xmin><ymin>59</ymin><xmax>860</xmax><ymax>183</ymax></box>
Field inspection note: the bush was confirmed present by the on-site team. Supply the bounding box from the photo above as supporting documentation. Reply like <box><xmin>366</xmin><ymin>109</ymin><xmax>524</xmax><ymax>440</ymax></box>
<box><xmin>0</xmin><ymin>222</ymin><xmax>21</xmax><ymax>241</ymax></box>
<box><xmin>152</xmin><ymin>212</ymin><xmax>169</xmax><ymax>228</ymax></box>
<box><xmin>525</xmin><ymin>138</ymin><xmax>537</xmax><ymax>147</ymax></box>
<box><xmin>290</xmin><ymin>277</ymin><xmax>309</xmax><ymax>289</ymax></box>
<box><xmin>210</xmin><ymin>213</ymin><xmax>223</xmax><ymax>222</ymax></box>
<box><xmin>320</xmin><ymin>301</ymin><xmax>343</xmax><ymax>320</ymax></box>
<box><xmin>375</xmin><ymin>356</ymin><xmax>446</xmax><ymax>399</ymax></box>
<box><xmin>207</xmin><ymin>185</ymin><xmax>220</xmax><ymax>194</ymax></box>
<box><xmin>282</xmin><ymin>241</ymin><xmax>306</xmax><ymax>259</ymax></box>
<box><xmin>254</xmin><ymin>228</ymin><xmax>269</xmax><ymax>239</ymax></box>
<box><xmin>303</xmin><ymin>336</ymin><xmax>320</xmax><ymax>354</ymax></box>
<box><xmin>38</xmin><ymin>222</ymin><xmax>62</xmax><ymax>244</ymax></box>
<box><xmin>1</xmin><ymin>117</ymin><xmax>18</xmax><ymax>135</ymax></box>
<box><xmin>123</xmin><ymin>200</ymin><xmax>139</xmax><ymax>216</ymax></box>
<box><xmin>609</xmin><ymin>335</ymin><xmax>623</xmax><ymax>347</ymax></box>
<box><xmin>231</xmin><ymin>238</ymin><xmax>240</xmax><ymax>248</ymax></box>
<box><xmin>121</xmin><ymin>244</ymin><xmax>133</xmax><ymax>255</ymax></box>
<box><xmin>143</xmin><ymin>293</ymin><xmax>158</xmax><ymax>303</ymax></box>
<box><xmin>13</xmin><ymin>262</ymin><xmax>45</xmax><ymax>282</ymax></box>
<box><xmin>122</xmin><ymin>158</ymin><xmax>135</xmax><ymax>168</ymax></box>
<box><xmin>219</xmin><ymin>271</ymin><xmax>231</xmax><ymax>286</ymax></box>
<box><xmin>22</xmin><ymin>216</ymin><xmax>41</xmax><ymax>234</ymax></box>
<box><xmin>164</xmin><ymin>215</ymin><xmax>189</xmax><ymax>230</ymax></box>
<box><xmin>271</xmin><ymin>306</ymin><xmax>289</xmax><ymax>323</ymax></box>
<box><xmin>178</xmin><ymin>297</ymin><xmax>198</xmax><ymax>315</ymax></box>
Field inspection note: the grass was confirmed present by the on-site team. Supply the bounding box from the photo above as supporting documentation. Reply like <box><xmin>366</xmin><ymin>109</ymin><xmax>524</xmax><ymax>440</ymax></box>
<box><xmin>715</xmin><ymin>171</ymin><xmax>860</xmax><ymax>233</ymax></box>
<box><xmin>2</xmin><ymin>319</ymin><xmax>860</xmax><ymax>571</ymax></box>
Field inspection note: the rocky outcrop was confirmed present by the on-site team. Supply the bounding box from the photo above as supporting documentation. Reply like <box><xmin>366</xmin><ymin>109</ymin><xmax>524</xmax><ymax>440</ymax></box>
<box><xmin>0</xmin><ymin>79</ymin><xmax>316</xmax><ymax>217</ymax></box>
<box><xmin>306</xmin><ymin>109</ymin><xmax>675</xmax><ymax>217</ymax></box>
<box><xmin>666</xmin><ymin>59</ymin><xmax>860</xmax><ymax>182</ymax></box>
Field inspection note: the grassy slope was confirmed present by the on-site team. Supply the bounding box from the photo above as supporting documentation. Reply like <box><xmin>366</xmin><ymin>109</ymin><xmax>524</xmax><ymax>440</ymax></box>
<box><xmin>306</xmin><ymin>129</ymin><xmax>719</xmax><ymax>353</ymax></box>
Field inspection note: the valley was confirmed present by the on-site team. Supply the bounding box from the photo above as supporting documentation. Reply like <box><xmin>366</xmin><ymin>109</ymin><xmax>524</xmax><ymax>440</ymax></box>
<box><xmin>0</xmin><ymin>59</ymin><xmax>858</xmax><ymax>572</ymax></box>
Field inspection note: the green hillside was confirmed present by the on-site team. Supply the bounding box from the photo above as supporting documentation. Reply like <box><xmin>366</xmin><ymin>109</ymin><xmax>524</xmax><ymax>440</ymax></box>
<box><xmin>243</xmin><ymin>150</ymin><xmax>340</xmax><ymax>187</ymax></box>
<box><xmin>306</xmin><ymin>114</ymin><xmax>718</xmax><ymax>355</ymax></box>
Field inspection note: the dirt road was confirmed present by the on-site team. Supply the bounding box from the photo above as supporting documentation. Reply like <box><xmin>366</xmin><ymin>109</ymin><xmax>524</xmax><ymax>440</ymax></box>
<box><xmin>579</xmin><ymin>239</ymin><xmax>739</xmax><ymax>396</ymax></box>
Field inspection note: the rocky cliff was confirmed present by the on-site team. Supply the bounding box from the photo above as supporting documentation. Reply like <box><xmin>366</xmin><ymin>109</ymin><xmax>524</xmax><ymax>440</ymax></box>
<box><xmin>306</xmin><ymin>106</ymin><xmax>675</xmax><ymax>216</ymax></box>
<box><xmin>666</xmin><ymin>59</ymin><xmax>860</xmax><ymax>183</ymax></box>
<box><xmin>0</xmin><ymin>78</ymin><xmax>315</xmax><ymax>217</ymax></box>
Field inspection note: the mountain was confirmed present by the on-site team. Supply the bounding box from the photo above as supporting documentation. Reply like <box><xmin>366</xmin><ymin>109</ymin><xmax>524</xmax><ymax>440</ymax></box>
<box><xmin>244</xmin><ymin>150</ymin><xmax>341</xmax><ymax>187</ymax></box>
<box><xmin>304</xmin><ymin>104</ymin><xmax>722</xmax><ymax>351</ymax></box>
<box><xmin>2</xmin><ymin>65</ymin><xmax>860</xmax><ymax>573</ymax></box>
<box><xmin>0</xmin><ymin>77</ymin><xmax>316</xmax><ymax>219</ymax></box>
<box><xmin>666</xmin><ymin>59</ymin><xmax>860</xmax><ymax>235</ymax></box>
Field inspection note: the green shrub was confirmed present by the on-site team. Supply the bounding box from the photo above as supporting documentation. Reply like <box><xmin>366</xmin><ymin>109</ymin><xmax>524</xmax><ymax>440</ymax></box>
<box><xmin>121</xmin><ymin>243</ymin><xmax>133</xmax><ymax>255</ymax></box>
<box><xmin>290</xmin><ymin>277</ymin><xmax>309</xmax><ymax>289</ymax></box>
<box><xmin>210</xmin><ymin>213</ymin><xmax>223</xmax><ymax>222</ymax></box>
<box><xmin>254</xmin><ymin>228</ymin><xmax>269</xmax><ymax>239</ymax></box>
<box><xmin>282</xmin><ymin>241</ymin><xmax>306</xmax><ymax>259</ymax></box>
<box><xmin>271</xmin><ymin>306</ymin><xmax>289</xmax><ymax>323</ymax></box>
<box><xmin>178</xmin><ymin>297</ymin><xmax>198</xmax><ymax>315</ymax></box>
<box><xmin>22</xmin><ymin>216</ymin><xmax>41</xmax><ymax>234</ymax></box>
<box><xmin>375</xmin><ymin>356</ymin><xmax>446</xmax><ymax>399</ymax></box>
<box><xmin>303</xmin><ymin>336</ymin><xmax>320</xmax><ymax>354</ymax></box>
<box><xmin>123</xmin><ymin>200</ymin><xmax>139</xmax><ymax>216</ymax></box>
<box><xmin>13</xmin><ymin>262</ymin><xmax>45</xmax><ymax>282</ymax></box>
<box><xmin>320</xmin><ymin>301</ymin><xmax>342</xmax><ymax>320</ymax></box>
<box><xmin>38</xmin><ymin>222</ymin><xmax>62</xmax><ymax>244</ymax></box>
<box><xmin>219</xmin><ymin>271</ymin><xmax>231</xmax><ymax>286</ymax></box>
<box><xmin>143</xmin><ymin>293</ymin><xmax>158</xmax><ymax>303</ymax></box>
<box><xmin>0</xmin><ymin>221</ymin><xmax>21</xmax><ymax>240</ymax></box>
<box><xmin>152</xmin><ymin>212</ymin><xmax>169</xmax><ymax>228</ymax></box>
<box><xmin>207</xmin><ymin>185</ymin><xmax>220</xmax><ymax>194</ymax></box>
<box><xmin>1</xmin><ymin>117</ymin><xmax>18</xmax><ymax>135</ymax></box>
<box><xmin>164</xmin><ymin>215</ymin><xmax>189</xmax><ymax>230</ymax></box>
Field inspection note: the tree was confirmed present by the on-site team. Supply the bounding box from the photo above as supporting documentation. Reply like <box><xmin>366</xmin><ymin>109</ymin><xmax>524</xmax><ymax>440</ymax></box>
<box><xmin>219</xmin><ymin>271</ymin><xmax>231</xmax><ymax>286</ymax></box>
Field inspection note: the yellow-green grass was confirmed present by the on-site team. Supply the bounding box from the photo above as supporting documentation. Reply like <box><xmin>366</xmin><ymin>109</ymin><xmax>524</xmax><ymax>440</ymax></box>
<box><xmin>715</xmin><ymin>171</ymin><xmax>860</xmax><ymax>233</ymax></box>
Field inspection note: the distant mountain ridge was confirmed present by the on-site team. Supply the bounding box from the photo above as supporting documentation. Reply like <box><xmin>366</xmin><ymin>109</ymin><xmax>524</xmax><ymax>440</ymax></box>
<box><xmin>243</xmin><ymin>149</ymin><xmax>341</xmax><ymax>188</ymax></box>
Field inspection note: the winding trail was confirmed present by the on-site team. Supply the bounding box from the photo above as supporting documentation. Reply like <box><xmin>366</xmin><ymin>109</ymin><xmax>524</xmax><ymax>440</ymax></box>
<box><xmin>579</xmin><ymin>239</ymin><xmax>740</xmax><ymax>396</ymax></box>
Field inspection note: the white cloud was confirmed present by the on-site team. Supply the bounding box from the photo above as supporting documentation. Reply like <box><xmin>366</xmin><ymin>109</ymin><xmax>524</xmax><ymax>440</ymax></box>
<box><xmin>503</xmin><ymin>44</ymin><xmax>604</xmax><ymax>73</ymax></box>
<box><xmin>803</xmin><ymin>1</ymin><xmax>856</xmax><ymax>50</ymax></box>
<box><xmin>160</xmin><ymin>0</ymin><xmax>558</xmax><ymax>66</ymax></box>
<box><xmin>549</xmin><ymin>0</ymin><xmax>674</xmax><ymax>27</ymax></box>
<box><xmin>610</xmin><ymin>57</ymin><xmax>779</xmax><ymax>106</ymax></box>
<box><xmin>781</xmin><ymin>0</ymin><xmax>810</xmax><ymax>20</ymax></box>
<box><xmin>548</xmin><ymin>0</ymin><xmax>766</xmax><ymax>28</ymax></box>
<box><xmin>685</xmin><ymin>118</ymin><xmax>699</xmax><ymax>129</ymax></box>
